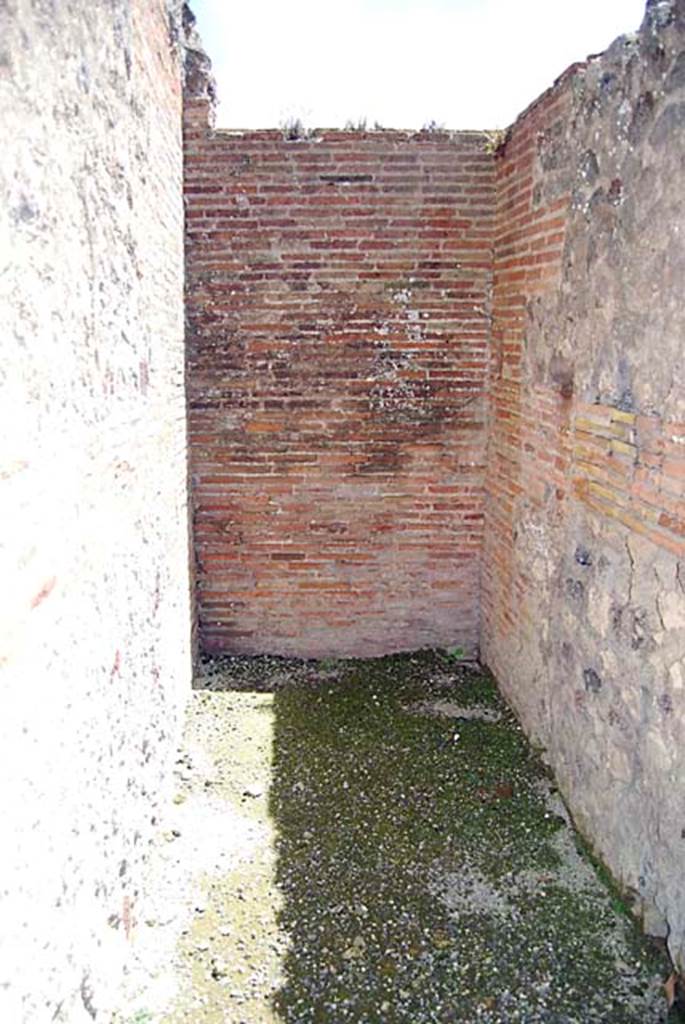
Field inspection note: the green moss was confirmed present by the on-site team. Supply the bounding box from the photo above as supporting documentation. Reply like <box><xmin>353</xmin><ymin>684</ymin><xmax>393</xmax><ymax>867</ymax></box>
<box><xmin>250</xmin><ymin>650</ymin><xmax>670</xmax><ymax>1021</ymax></box>
<box><xmin>572</xmin><ymin>831</ymin><xmax>633</xmax><ymax>916</ymax></box>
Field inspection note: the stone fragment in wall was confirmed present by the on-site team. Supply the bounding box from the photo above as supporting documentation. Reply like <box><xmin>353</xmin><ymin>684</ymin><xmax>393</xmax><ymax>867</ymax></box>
<box><xmin>181</xmin><ymin>3</ymin><xmax>217</xmax><ymax>107</ymax></box>
<box><xmin>617</xmin><ymin>676</ymin><xmax>643</xmax><ymax>726</ymax></box>
<box><xmin>650</xmin><ymin>628</ymin><xmax>685</xmax><ymax>668</ymax></box>
<box><xmin>586</xmin><ymin>583</ymin><xmax>613</xmax><ymax>637</ymax></box>
<box><xmin>575</xmin><ymin>545</ymin><xmax>593</xmax><ymax>567</ymax></box>
<box><xmin>659</xmin><ymin>589</ymin><xmax>685</xmax><ymax>631</ymax></box>
<box><xmin>664</xmin><ymin>50</ymin><xmax>685</xmax><ymax>91</ymax></box>
<box><xmin>643</xmin><ymin>0</ymin><xmax>680</xmax><ymax>33</ymax></box>
<box><xmin>668</xmin><ymin>660</ymin><xmax>685</xmax><ymax>691</ymax></box>
<box><xmin>598</xmin><ymin>647</ymin><xmax>619</xmax><ymax>681</ymax></box>
<box><xmin>643</xmin><ymin>900</ymin><xmax>670</xmax><ymax>939</ymax></box>
<box><xmin>644</xmin><ymin>726</ymin><xmax>675</xmax><ymax>772</ymax></box>
<box><xmin>649</xmin><ymin>101</ymin><xmax>685</xmax><ymax>148</ymax></box>
<box><xmin>583</xmin><ymin>667</ymin><xmax>602</xmax><ymax>694</ymax></box>
<box><xmin>607</xmin><ymin>743</ymin><xmax>634</xmax><ymax>785</ymax></box>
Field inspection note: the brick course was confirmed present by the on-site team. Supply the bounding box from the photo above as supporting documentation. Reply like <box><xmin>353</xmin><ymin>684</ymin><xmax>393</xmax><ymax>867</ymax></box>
<box><xmin>481</xmin><ymin>76</ymin><xmax>576</xmax><ymax>660</ymax></box>
<box><xmin>185</xmin><ymin>101</ymin><xmax>493</xmax><ymax>657</ymax></box>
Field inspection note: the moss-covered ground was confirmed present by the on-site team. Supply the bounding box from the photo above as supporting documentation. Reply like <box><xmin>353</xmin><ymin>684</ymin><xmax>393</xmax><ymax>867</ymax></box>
<box><xmin>155</xmin><ymin>650</ymin><xmax>677</xmax><ymax>1023</ymax></box>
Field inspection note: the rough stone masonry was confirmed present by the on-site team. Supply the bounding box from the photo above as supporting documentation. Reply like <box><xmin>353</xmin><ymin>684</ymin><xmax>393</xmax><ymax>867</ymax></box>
<box><xmin>482</xmin><ymin>0</ymin><xmax>685</xmax><ymax>976</ymax></box>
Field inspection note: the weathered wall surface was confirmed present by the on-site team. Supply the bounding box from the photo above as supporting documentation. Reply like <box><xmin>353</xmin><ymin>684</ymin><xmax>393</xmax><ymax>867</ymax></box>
<box><xmin>185</xmin><ymin>90</ymin><xmax>493</xmax><ymax>657</ymax></box>
<box><xmin>0</xmin><ymin>1</ymin><xmax>191</xmax><ymax>1020</ymax></box>
<box><xmin>482</xmin><ymin>0</ymin><xmax>685</xmax><ymax>970</ymax></box>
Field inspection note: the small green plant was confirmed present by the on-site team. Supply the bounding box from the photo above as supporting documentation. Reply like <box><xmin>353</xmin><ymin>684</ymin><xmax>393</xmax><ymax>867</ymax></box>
<box><xmin>445</xmin><ymin>645</ymin><xmax>465</xmax><ymax>660</ymax></box>
<box><xmin>128</xmin><ymin>1011</ymin><xmax>153</xmax><ymax>1024</ymax></box>
<box><xmin>483</xmin><ymin>127</ymin><xmax>507</xmax><ymax>154</ymax></box>
<box><xmin>422</xmin><ymin>119</ymin><xmax>445</xmax><ymax>132</ymax></box>
<box><xmin>344</xmin><ymin>117</ymin><xmax>368</xmax><ymax>131</ymax></box>
<box><xmin>318</xmin><ymin>656</ymin><xmax>341</xmax><ymax>671</ymax></box>
<box><xmin>572</xmin><ymin>831</ymin><xmax>633</xmax><ymax>918</ymax></box>
<box><xmin>281</xmin><ymin>117</ymin><xmax>311</xmax><ymax>141</ymax></box>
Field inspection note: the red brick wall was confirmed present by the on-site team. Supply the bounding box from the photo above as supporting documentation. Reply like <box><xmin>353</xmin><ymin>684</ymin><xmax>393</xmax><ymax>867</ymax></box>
<box><xmin>184</xmin><ymin>98</ymin><xmax>494</xmax><ymax>657</ymax></box>
<box><xmin>480</xmin><ymin>77</ymin><xmax>575</xmax><ymax>673</ymax></box>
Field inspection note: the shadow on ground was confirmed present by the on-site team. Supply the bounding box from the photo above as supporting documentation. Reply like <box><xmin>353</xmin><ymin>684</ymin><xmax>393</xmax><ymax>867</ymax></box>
<box><xmin>188</xmin><ymin>650</ymin><xmax>677</xmax><ymax>1024</ymax></box>
<box><xmin>267</xmin><ymin>651</ymin><xmax>669</xmax><ymax>1023</ymax></box>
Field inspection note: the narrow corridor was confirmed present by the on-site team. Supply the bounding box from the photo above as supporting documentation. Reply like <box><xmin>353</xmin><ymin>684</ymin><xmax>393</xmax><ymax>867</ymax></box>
<box><xmin>122</xmin><ymin>652</ymin><xmax>674</xmax><ymax>1024</ymax></box>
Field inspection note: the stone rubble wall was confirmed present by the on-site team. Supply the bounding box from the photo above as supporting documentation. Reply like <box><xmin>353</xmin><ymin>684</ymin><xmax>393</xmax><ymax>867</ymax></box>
<box><xmin>0</xmin><ymin>1</ymin><xmax>191</xmax><ymax>1019</ymax></box>
<box><xmin>184</xmin><ymin>89</ymin><xmax>494</xmax><ymax>658</ymax></box>
<box><xmin>482</xmin><ymin>0</ymin><xmax>685</xmax><ymax>972</ymax></box>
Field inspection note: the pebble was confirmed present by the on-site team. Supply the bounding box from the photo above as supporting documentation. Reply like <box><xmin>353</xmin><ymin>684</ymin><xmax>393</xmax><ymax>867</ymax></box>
<box><xmin>242</xmin><ymin>785</ymin><xmax>263</xmax><ymax>799</ymax></box>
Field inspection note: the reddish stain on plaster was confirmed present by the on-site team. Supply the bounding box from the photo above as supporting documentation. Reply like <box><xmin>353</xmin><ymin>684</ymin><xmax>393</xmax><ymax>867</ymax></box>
<box><xmin>110</xmin><ymin>649</ymin><xmax>121</xmax><ymax>679</ymax></box>
<box><xmin>30</xmin><ymin>576</ymin><xmax>57</xmax><ymax>609</ymax></box>
<box><xmin>122</xmin><ymin>895</ymin><xmax>133</xmax><ymax>941</ymax></box>
<box><xmin>139</xmin><ymin>359</ymin><xmax>150</xmax><ymax>396</ymax></box>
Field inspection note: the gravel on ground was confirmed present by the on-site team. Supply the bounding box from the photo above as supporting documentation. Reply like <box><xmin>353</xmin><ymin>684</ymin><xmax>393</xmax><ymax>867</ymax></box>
<box><xmin>115</xmin><ymin>651</ymin><xmax>678</xmax><ymax>1024</ymax></box>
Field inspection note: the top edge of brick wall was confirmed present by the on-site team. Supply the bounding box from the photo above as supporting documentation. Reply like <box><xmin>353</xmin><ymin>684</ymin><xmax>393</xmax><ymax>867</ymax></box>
<box><xmin>185</xmin><ymin>58</ymin><xmax>586</xmax><ymax>157</ymax></box>
<box><xmin>186</xmin><ymin>122</ymin><xmax>493</xmax><ymax>149</ymax></box>
<box><xmin>496</xmin><ymin>60</ymin><xmax>587</xmax><ymax>150</ymax></box>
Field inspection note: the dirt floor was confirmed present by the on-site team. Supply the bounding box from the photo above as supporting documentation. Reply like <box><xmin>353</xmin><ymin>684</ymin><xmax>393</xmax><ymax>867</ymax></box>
<box><xmin>117</xmin><ymin>652</ymin><xmax>680</xmax><ymax>1024</ymax></box>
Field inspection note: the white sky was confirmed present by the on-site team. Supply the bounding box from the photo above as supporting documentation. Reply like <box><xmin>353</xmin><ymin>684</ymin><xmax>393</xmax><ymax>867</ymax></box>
<box><xmin>190</xmin><ymin>0</ymin><xmax>647</xmax><ymax>130</ymax></box>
